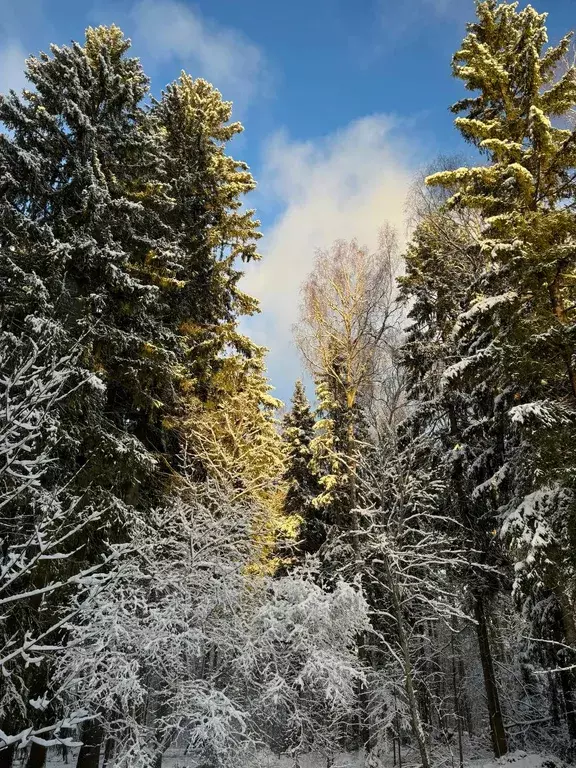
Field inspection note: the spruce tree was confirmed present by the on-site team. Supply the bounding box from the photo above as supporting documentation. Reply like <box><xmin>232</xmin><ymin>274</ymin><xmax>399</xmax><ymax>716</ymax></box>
<box><xmin>0</xmin><ymin>28</ymin><xmax>165</xmax><ymax>760</ymax></box>
<box><xmin>0</xmin><ymin>25</ymin><xmax>168</xmax><ymax>508</ymax></box>
<box><xmin>399</xmin><ymin>164</ymin><xmax>513</xmax><ymax>756</ymax></box>
<box><xmin>312</xmin><ymin>364</ymin><xmax>354</xmax><ymax>527</ymax></box>
<box><xmin>151</xmin><ymin>74</ymin><xmax>262</xmax><ymax>404</ymax></box>
<box><xmin>421</xmin><ymin>0</ymin><xmax>576</xmax><ymax>745</ymax></box>
<box><xmin>0</xmin><ymin>34</ymin><xmax>263</xmax><ymax>502</ymax></box>
<box><xmin>0</xmin><ymin>27</ymin><xmax>265</xmax><ymax>765</ymax></box>
<box><xmin>310</xmin><ymin>356</ymin><xmax>374</xmax><ymax>577</ymax></box>
<box><xmin>427</xmin><ymin>0</ymin><xmax>576</xmax><ymax>615</ymax></box>
<box><xmin>282</xmin><ymin>380</ymin><xmax>322</xmax><ymax>558</ymax></box>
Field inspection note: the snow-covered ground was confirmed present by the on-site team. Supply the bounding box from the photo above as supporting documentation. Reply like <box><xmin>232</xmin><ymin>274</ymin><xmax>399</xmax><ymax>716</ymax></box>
<box><xmin>34</xmin><ymin>748</ymin><xmax>567</xmax><ymax>768</ymax></box>
<box><xmin>468</xmin><ymin>752</ymin><xmax>566</xmax><ymax>768</ymax></box>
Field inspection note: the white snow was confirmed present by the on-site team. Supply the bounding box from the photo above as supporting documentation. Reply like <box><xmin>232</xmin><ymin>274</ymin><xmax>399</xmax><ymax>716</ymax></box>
<box><xmin>38</xmin><ymin>748</ymin><xmax>566</xmax><ymax>768</ymax></box>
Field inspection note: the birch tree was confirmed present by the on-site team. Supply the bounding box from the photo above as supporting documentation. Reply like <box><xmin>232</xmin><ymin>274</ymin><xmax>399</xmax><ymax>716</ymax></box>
<box><xmin>295</xmin><ymin>229</ymin><xmax>402</xmax><ymax>557</ymax></box>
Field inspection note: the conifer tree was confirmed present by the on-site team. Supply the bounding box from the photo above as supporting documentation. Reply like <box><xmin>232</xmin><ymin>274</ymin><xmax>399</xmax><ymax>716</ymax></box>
<box><xmin>419</xmin><ymin>0</ymin><xmax>576</xmax><ymax>746</ymax></box>
<box><xmin>151</xmin><ymin>74</ymin><xmax>262</xmax><ymax>404</ymax></box>
<box><xmin>282</xmin><ymin>380</ymin><xmax>323</xmax><ymax>557</ymax></box>
<box><xmin>427</xmin><ymin>0</ymin><xmax>576</xmax><ymax>643</ymax></box>
<box><xmin>0</xmin><ymin>25</ymin><xmax>168</xmax><ymax>507</ymax></box>
<box><xmin>0</xmin><ymin>29</ymin><xmax>165</xmax><ymax>764</ymax></box>
<box><xmin>0</xmin><ymin>33</ymin><xmax>263</xmax><ymax>500</ymax></box>
<box><xmin>311</xmin><ymin>361</ymin><xmax>357</xmax><ymax>530</ymax></box>
<box><xmin>0</xmin><ymin>27</ymin><xmax>265</xmax><ymax>766</ymax></box>
<box><xmin>310</xmin><ymin>359</ymin><xmax>378</xmax><ymax>579</ymax></box>
<box><xmin>399</xmin><ymin>161</ymin><xmax>513</xmax><ymax>756</ymax></box>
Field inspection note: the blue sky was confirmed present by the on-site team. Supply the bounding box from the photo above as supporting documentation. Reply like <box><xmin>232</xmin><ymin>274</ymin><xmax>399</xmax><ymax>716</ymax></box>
<box><xmin>0</xmin><ymin>0</ymin><xmax>573</xmax><ymax>403</ymax></box>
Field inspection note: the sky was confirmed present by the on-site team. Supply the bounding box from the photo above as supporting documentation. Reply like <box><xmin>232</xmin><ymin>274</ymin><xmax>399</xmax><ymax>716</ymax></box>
<box><xmin>0</xmin><ymin>0</ymin><xmax>574</xmax><ymax>403</ymax></box>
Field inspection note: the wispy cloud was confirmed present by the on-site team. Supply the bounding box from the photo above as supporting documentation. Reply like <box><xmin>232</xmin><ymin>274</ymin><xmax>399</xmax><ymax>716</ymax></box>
<box><xmin>130</xmin><ymin>0</ymin><xmax>268</xmax><ymax>108</ymax></box>
<box><xmin>242</xmin><ymin>115</ymin><xmax>418</xmax><ymax>400</ymax></box>
<box><xmin>420</xmin><ymin>0</ymin><xmax>462</xmax><ymax>16</ymax></box>
<box><xmin>350</xmin><ymin>0</ymin><xmax>469</xmax><ymax>73</ymax></box>
<box><xmin>380</xmin><ymin>0</ymin><xmax>469</xmax><ymax>20</ymax></box>
<box><xmin>0</xmin><ymin>41</ymin><xmax>29</xmax><ymax>94</ymax></box>
<box><xmin>0</xmin><ymin>0</ymin><xmax>50</xmax><ymax>94</ymax></box>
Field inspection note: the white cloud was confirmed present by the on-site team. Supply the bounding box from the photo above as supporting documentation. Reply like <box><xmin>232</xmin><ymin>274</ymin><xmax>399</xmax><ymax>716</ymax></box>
<box><xmin>375</xmin><ymin>0</ymin><xmax>472</xmax><ymax>45</ymax></box>
<box><xmin>421</xmin><ymin>0</ymin><xmax>459</xmax><ymax>13</ymax></box>
<box><xmin>0</xmin><ymin>40</ymin><xmax>29</xmax><ymax>94</ymax></box>
<box><xmin>380</xmin><ymin>0</ymin><xmax>465</xmax><ymax>16</ymax></box>
<box><xmin>130</xmin><ymin>0</ymin><xmax>267</xmax><ymax>108</ymax></box>
<box><xmin>242</xmin><ymin>115</ymin><xmax>418</xmax><ymax>400</ymax></box>
<box><xmin>420</xmin><ymin>0</ymin><xmax>475</xmax><ymax>21</ymax></box>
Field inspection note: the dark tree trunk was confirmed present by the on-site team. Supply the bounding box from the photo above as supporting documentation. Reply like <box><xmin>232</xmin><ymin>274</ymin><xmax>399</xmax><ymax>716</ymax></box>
<box><xmin>102</xmin><ymin>738</ymin><xmax>114</xmax><ymax>768</ymax></box>
<box><xmin>451</xmin><ymin>633</ymin><xmax>464</xmax><ymax>768</ymax></box>
<box><xmin>76</xmin><ymin>718</ymin><xmax>104</xmax><ymax>768</ymax></box>
<box><xmin>0</xmin><ymin>744</ymin><xmax>15</xmax><ymax>768</ymax></box>
<box><xmin>556</xmin><ymin>591</ymin><xmax>576</xmax><ymax>745</ymax></box>
<box><xmin>474</xmin><ymin>594</ymin><xmax>507</xmax><ymax>757</ymax></box>
<box><xmin>559</xmin><ymin>670</ymin><xmax>576</xmax><ymax>743</ymax></box>
<box><xmin>548</xmin><ymin>672</ymin><xmax>562</xmax><ymax>728</ymax></box>
<box><xmin>25</xmin><ymin>743</ymin><xmax>46</xmax><ymax>768</ymax></box>
<box><xmin>458</xmin><ymin>654</ymin><xmax>473</xmax><ymax>735</ymax></box>
<box><xmin>356</xmin><ymin>633</ymin><xmax>373</xmax><ymax>751</ymax></box>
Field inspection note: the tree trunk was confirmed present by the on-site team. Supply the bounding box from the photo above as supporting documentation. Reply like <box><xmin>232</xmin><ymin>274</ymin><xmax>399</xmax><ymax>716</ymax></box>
<box><xmin>25</xmin><ymin>743</ymin><xmax>46</xmax><ymax>768</ymax></box>
<box><xmin>451</xmin><ymin>633</ymin><xmax>464</xmax><ymax>768</ymax></box>
<box><xmin>559</xmin><ymin>670</ymin><xmax>576</xmax><ymax>744</ymax></box>
<box><xmin>556</xmin><ymin>590</ymin><xmax>576</xmax><ymax>744</ymax></box>
<box><xmin>347</xmin><ymin>418</ymin><xmax>361</xmax><ymax>557</ymax></box>
<box><xmin>356</xmin><ymin>649</ymin><xmax>372</xmax><ymax>751</ymax></box>
<box><xmin>548</xmin><ymin>672</ymin><xmax>562</xmax><ymax>728</ymax></box>
<box><xmin>101</xmin><ymin>738</ymin><xmax>114</xmax><ymax>768</ymax></box>
<box><xmin>457</xmin><ymin>652</ymin><xmax>473</xmax><ymax>736</ymax></box>
<box><xmin>547</xmin><ymin>260</ymin><xmax>576</xmax><ymax>400</ymax></box>
<box><xmin>76</xmin><ymin>718</ymin><xmax>104</xmax><ymax>768</ymax></box>
<box><xmin>384</xmin><ymin>553</ymin><xmax>430</xmax><ymax>768</ymax></box>
<box><xmin>347</xmin><ymin>433</ymin><xmax>371</xmax><ymax>750</ymax></box>
<box><xmin>474</xmin><ymin>594</ymin><xmax>507</xmax><ymax>757</ymax></box>
<box><xmin>0</xmin><ymin>744</ymin><xmax>15</xmax><ymax>768</ymax></box>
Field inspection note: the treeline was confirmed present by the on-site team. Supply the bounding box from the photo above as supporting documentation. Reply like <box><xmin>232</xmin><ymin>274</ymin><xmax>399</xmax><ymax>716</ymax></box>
<box><xmin>2</xmin><ymin>2</ymin><xmax>576</xmax><ymax>767</ymax></box>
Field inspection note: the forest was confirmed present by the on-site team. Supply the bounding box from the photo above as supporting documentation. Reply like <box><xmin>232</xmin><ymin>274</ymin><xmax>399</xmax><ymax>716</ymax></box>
<box><xmin>1</xmin><ymin>1</ymin><xmax>576</xmax><ymax>766</ymax></box>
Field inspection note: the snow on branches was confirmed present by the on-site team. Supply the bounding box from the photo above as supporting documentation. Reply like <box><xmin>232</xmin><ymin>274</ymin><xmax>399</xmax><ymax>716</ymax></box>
<box><xmin>56</xmin><ymin>482</ymin><xmax>369</xmax><ymax>766</ymax></box>
<box><xmin>0</xmin><ymin>330</ymin><xmax>121</xmax><ymax>754</ymax></box>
